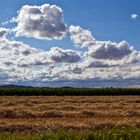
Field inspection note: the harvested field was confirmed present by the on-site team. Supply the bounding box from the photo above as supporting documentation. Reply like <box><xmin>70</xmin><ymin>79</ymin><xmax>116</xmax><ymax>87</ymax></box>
<box><xmin>0</xmin><ymin>96</ymin><xmax>139</xmax><ymax>133</ymax></box>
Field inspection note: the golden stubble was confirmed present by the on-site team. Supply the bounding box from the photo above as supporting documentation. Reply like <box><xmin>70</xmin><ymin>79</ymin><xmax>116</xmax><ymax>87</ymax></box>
<box><xmin>0</xmin><ymin>96</ymin><xmax>139</xmax><ymax>133</ymax></box>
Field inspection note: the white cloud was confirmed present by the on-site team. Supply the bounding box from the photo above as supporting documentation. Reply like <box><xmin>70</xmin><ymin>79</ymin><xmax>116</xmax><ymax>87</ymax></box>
<box><xmin>14</xmin><ymin>4</ymin><xmax>67</xmax><ymax>40</ymax></box>
<box><xmin>69</xmin><ymin>25</ymin><xmax>140</xmax><ymax>65</ymax></box>
<box><xmin>0</xmin><ymin>28</ymin><xmax>9</xmax><ymax>38</ymax></box>
<box><xmin>0</xmin><ymin>25</ymin><xmax>140</xmax><ymax>86</ymax></box>
<box><xmin>0</xmin><ymin>3</ymin><xmax>140</xmax><ymax>87</ymax></box>
<box><xmin>130</xmin><ymin>14</ymin><xmax>138</xmax><ymax>20</ymax></box>
<box><xmin>48</xmin><ymin>47</ymin><xmax>81</xmax><ymax>63</ymax></box>
<box><xmin>17</xmin><ymin>47</ymin><xmax>81</xmax><ymax>67</ymax></box>
<box><xmin>0</xmin><ymin>31</ymin><xmax>82</xmax><ymax>84</ymax></box>
<box><xmin>85</xmin><ymin>40</ymin><xmax>134</xmax><ymax>60</ymax></box>
<box><xmin>69</xmin><ymin>25</ymin><xmax>96</xmax><ymax>48</ymax></box>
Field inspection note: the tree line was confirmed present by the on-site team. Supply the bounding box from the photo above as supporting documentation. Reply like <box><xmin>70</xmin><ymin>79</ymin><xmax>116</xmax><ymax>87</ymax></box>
<box><xmin>0</xmin><ymin>87</ymin><xmax>140</xmax><ymax>96</ymax></box>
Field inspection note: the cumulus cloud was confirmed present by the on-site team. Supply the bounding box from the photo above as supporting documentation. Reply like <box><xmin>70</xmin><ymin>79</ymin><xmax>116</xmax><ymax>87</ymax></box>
<box><xmin>0</xmin><ymin>24</ymin><xmax>139</xmax><ymax>86</ymax></box>
<box><xmin>0</xmin><ymin>38</ymin><xmax>41</xmax><ymax>69</ymax></box>
<box><xmin>69</xmin><ymin>25</ymin><xmax>139</xmax><ymax>66</ymax></box>
<box><xmin>79</xmin><ymin>51</ymin><xmax>140</xmax><ymax>69</ymax></box>
<box><xmin>0</xmin><ymin>3</ymin><xmax>140</xmax><ymax>87</ymax></box>
<box><xmin>69</xmin><ymin>25</ymin><xmax>96</xmax><ymax>48</ymax></box>
<box><xmin>79</xmin><ymin>58</ymin><xmax>109</xmax><ymax>68</ymax></box>
<box><xmin>69</xmin><ymin>25</ymin><xmax>134</xmax><ymax>60</ymax></box>
<box><xmin>48</xmin><ymin>47</ymin><xmax>81</xmax><ymax>63</ymax></box>
<box><xmin>14</xmin><ymin>4</ymin><xmax>67</xmax><ymax>40</ymax></box>
<box><xmin>0</xmin><ymin>38</ymin><xmax>38</xmax><ymax>56</ymax></box>
<box><xmin>130</xmin><ymin>14</ymin><xmax>138</xmax><ymax>20</ymax></box>
<box><xmin>0</xmin><ymin>28</ymin><xmax>9</xmax><ymax>38</ymax></box>
<box><xmin>85</xmin><ymin>40</ymin><xmax>134</xmax><ymax>60</ymax></box>
<box><xmin>0</xmin><ymin>36</ymin><xmax>140</xmax><ymax>87</ymax></box>
<box><xmin>0</xmin><ymin>30</ymin><xmax>82</xmax><ymax>85</ymax></box>
<box><xmin>17</xmin><ymin>47</ymin><xmax>81</xmax><ymax>68</ymax></box>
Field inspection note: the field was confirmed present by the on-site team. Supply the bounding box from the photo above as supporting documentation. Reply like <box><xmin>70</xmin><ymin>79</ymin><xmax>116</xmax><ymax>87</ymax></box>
<box><xmin>0</xmin><ymin>95</ymin><xmax>139</xmax><ymax>134</ymax></box>
<box><xmin>0</xmin><ymin>129</ymin><xmax>140</xmax><ymax>140</ymax></box>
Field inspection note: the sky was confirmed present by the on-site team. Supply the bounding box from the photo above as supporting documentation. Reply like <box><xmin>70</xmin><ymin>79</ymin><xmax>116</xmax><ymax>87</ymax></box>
<box><xmin>0</xmin><ymin>0</ymin><xmax>140</xmax><ymax>87</ymax></box>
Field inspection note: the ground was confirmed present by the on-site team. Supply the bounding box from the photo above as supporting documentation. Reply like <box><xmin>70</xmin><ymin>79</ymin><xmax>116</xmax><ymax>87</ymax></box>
<box><xmin>0</xmin><ymin>96</ymin><xmax>139</xmax><ymax>134</ymax></box>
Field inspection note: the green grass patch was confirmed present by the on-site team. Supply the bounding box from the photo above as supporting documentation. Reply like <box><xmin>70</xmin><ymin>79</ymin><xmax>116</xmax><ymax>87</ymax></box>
<box><xmin>0</xmin><ymin>128</ymin><xmax>139</xmax><ymax>140</ymax></box>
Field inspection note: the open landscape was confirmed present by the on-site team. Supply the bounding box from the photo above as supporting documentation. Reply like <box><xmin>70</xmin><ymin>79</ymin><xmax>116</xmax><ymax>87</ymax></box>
<box><xmin>0</xmin><ymin>0</ymin><xmax>140</xmax><ymax>139</ymax></box>
<box><xmin>0</xmin><ymin>95</ymin><xmax>139</xmax><ymax>134</ymax></box>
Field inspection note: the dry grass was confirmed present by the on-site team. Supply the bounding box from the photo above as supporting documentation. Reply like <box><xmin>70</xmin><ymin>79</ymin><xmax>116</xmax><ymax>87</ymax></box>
<box><xmin>0</xmin><ymin>96</ymin><xmax>139</xmax><ymax>133</ymax></box>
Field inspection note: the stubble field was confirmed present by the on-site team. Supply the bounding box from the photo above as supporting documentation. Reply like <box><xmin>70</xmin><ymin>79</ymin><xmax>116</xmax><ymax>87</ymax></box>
<box><xmin>0</xmin><ymin>96</ymin><xmax>139</xmax><ymax>134</ymax></box>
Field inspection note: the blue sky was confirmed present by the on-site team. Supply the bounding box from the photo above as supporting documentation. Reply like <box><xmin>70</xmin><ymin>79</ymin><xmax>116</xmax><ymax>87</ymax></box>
<box><xmin>0</xmin><ymin>0</ymin><xmax>140</xmax><ymax>50</ymax></box>
<box><xmin>0</xmin><ymin>0</ymin><xmax>140</xmax><ymax>87</ymax></box>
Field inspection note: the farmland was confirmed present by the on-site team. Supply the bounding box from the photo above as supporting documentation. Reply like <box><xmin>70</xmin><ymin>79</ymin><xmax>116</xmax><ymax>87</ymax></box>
<box><xmin>0</xmin><ymin>128</ymin><xmax>140</xmax><ymax>140</ymax></box>
<box><xmin>0</xmin><ymin>95</ymin><xmax>139</xmax><ymax>134</ymax></box>
<box><xmin>0</xmin><ymin>88</ymin><xmax>139</xmax><ymax>139</ymax></box>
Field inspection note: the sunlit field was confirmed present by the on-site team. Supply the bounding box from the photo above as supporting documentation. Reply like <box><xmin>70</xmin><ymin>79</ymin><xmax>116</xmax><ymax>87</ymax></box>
<box><xmin>0</xmin><ymin>88</ymin><xmax>139</xmax><ymax>139</ymax></box>
<box><xmin>0</xmin><ymin>95</ymin><xmax>139</xmax><ymax>134</ymax></box>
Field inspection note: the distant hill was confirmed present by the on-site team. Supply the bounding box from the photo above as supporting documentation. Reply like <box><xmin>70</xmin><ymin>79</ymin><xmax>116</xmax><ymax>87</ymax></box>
<box><xmin>0</xmin><ymin>85</ymin><xmax>75</xmax><ymax>89</ymax></box>
<box><xmin>0</xmin><ymin>85</ymin><xmax>34</xmax><ymax>88</ymax></box>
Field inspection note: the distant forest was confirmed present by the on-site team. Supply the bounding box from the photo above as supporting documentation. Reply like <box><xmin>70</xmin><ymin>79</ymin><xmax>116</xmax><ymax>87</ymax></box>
<box><xmin>0</xmin><ymin>87</ymin><xmax>140</xmax><ymax>96</ymax></box>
